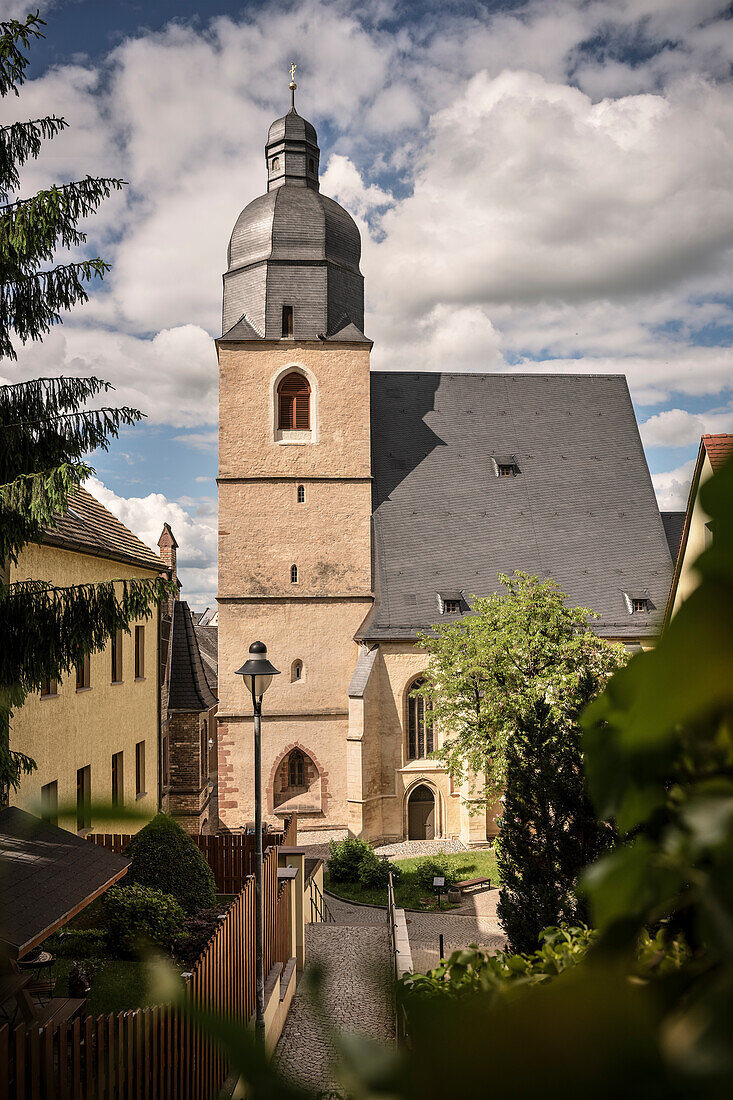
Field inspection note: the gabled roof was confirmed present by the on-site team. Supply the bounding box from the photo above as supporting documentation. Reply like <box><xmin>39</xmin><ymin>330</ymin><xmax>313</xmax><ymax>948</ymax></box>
<box><xmin>167</xmin><ymin>601</ymin><xmax>217</xmax><ymax>711</ymax></box>
<box><xmin>194</xmin><ymin>623</ymin><xmax>218</xmax><ymax>694</ymax></box>
<box><xmin>44</xmin><ymin>486</ymin><xmax>162</xmax><ymax>573</ymax></box>
<box><xmin>661</xmin><ymin>511</ymin><xmax>685</xmax><ymax>561</ymax></box>
<box><xmin>0</xmin><ymin>807</ymin><xmax>129</xmax><ymax>959</ymax></box>
<box><xmin>358</xmin><ymin>372</ymin><xmax>673</xmax><ymax>641</ymax></box>
<box><xmin>702</xmin><ymin>433</ymin><xmax>733</xmax><ymax>471</ymax></box>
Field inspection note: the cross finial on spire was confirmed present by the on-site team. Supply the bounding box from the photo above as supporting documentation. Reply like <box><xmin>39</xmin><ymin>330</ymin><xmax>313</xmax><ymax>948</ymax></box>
<box><xmin>289</xmin><ymin>60</ymin><xmax>297</xmax><ymax>108</ymax></box>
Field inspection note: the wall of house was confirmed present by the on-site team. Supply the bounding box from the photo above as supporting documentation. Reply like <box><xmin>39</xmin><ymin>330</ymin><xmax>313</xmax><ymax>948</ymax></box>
<box><xmin>671</xmin><ymin>453</ymin><xmax>714</xmax><ymax>618</ymax></box>
<box><xmin>165</xmin><ymin>705</ymin><xmax>217</xmax><ymax>834</ymax></box>
<box><xmin>9</xmin><ymin>544</ymin><xmax>160</xmax><ymax>833</ymax></box>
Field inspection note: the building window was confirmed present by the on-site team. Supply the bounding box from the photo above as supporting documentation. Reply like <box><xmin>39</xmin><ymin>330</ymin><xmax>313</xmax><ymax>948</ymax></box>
<box><xmin>288</xmin><ymin>749</ymin><xmax>305</xmax><ymax>788</ymax></box>
<box><xmin>282</xmin><ymin>305</ymin><xmax>294</xmax><ymax>338</ymax></box>
<box><xmin>162</xmin><ymin>735</ymin><xmax>169</xmax><ymax>787</ymax></box>
<box><xmin>407</xmin><ymin>682</ymin><xmax>434</xmax><ymax>761</ymax></box>
<box><xmin>41</xmin><ymin>780</ymin><xmax>58</xmax><ymax>826</ymax></box>
<box><xmin>201</xmin><ymin>722</ymin><xmax>209</xmax><ymax>783</ymax></box>
<box><xmin>40</xmin><ymin>675</ymin><xmax>58</xmax><ymax>697</ymax></box>
<box><xmin>111</xmin><ymin>751</ymin><xmax>124</xmax><ymax>808</ymax></box>
<box><xmin>497</xmin><ymin>464</ymin><xmax>514</xmax><ymax>477</ymax></box>
<box><xmin>278</xmin><ymin>372</ymin><xmax>310</xmax><ymax>429</ymax></box>
<box><xmin>297</xmin><ymin>484</ymin><xmax>305</xmax><ymax>503</ymax></box>
<box><xmin>443</xmin><ymin>600</ymin><xmax>461</xmax><ymax>614</ymax></box>
<box><xmin>308</xmin><ymin>158</ymin><xmax>315</xmax><ymax>172</ymax></box>
<box><xmin>631</xmin><ymin>598</ymin><xmax>648</xmax><ymax>613</ymax></box>
<box><xmin>76</xmin><ymin>653</ymin><xmax>90</xmax><ymax>691</ymax></box>
<box><xmin>111</xmin><ymin>628</ymin><xmax>123</xmax><ymax>683</ymax></box>
<box><xmin>291</xmin><ymin>659</ymin><xmax>303</xmax><ymax>682</ymax></box>
<box><xmin>76</xmin><ymin>765</ymin><xmax>91</xmax><ymax>832</ymax></box>
<box><xmin>135</xmin><ymin>740</ymin><xmax>146</xmax><ymax>798</ymax></box>
<box><xmin>291</xmin><ymin>564</ymin><xmax>298</xmax><ymax>584</ymax></box>
<box><xmin>272</xmin><ymin>156</ymin><xmax>280</xmax><ymax>170</ymax></box>
<box><xmin>135</xmin><ymin>625</ymin><xmax>145</xmax><ymax>679</ymax></box>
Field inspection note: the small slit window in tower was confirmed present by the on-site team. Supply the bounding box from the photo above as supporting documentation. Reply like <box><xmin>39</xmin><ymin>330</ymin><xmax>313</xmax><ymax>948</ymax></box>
<box><xmin>291</xmin><ymin>659</ymin><xmax>303</xmax><ymax>682</ymax></box>
<box><xmin>309</xmin><ymin>158</ymin><xmax>315</xmax><ymax>172</ymax></box>
<box><xmin>278</xmin><ymin>372</ymin><xmax>310</xmax><ymax>429</ymax></box>
<box><xmin>290</xmin><ymin>564</ymin><xmax>298</xmax><ymax>584</ymax></box>
<box><xmin>272</xmin><ymin>156</ymin><xmax>280</xmax><ymax>170</ymax></box>
<box><xmin>282</xmin><ymin>305</ymin><xmax>294</xmax><ymax>337</ymax></box>
<box><xmin>297</xmin><ymin>484</ymin><xmax>305</xmax><ymax>503</ymax></box>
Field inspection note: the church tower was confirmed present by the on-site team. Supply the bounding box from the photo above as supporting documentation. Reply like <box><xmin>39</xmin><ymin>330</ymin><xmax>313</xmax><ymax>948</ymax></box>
<box><xmin>216</xmin><ymin>77</ymin><xmax>373</xmax><ymax>833</ymax></box>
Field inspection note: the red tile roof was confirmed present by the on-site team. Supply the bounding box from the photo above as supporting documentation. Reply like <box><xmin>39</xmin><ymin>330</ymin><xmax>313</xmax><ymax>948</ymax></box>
<box><xmin>702</xmin><ymin>434</ymin><xmax>733</xmax><ymax>472</ymax></box>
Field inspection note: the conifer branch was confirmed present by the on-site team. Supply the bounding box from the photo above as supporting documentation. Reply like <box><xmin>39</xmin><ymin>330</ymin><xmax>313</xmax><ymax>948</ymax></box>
<box><xmin>0</xmin><ymin>13</ymin><xmax>45</xmax><ymax>99</ymax></box>
<box><xmin>0</xmin><ymin>461</ymin><xmax>92</xmax><ymax>565</ymax></box>
<box><xmin>0</xmin><ymin>115</ymin><xmax>66</xmax><ymax>198</ymax></box>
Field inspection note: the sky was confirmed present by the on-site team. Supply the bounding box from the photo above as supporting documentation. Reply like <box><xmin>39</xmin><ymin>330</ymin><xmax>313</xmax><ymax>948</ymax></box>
<box><xmin>2</xmin><ymin>0</ymin><xmax>733</xmax><ymax>608</ymax></box>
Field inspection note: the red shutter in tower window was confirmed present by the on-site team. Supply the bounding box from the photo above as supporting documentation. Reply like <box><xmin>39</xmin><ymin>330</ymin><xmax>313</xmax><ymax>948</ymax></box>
<box><xmin>277</xmin><ymin>372</ymin><xmax>311</xmax><ymax>429</ymax></box>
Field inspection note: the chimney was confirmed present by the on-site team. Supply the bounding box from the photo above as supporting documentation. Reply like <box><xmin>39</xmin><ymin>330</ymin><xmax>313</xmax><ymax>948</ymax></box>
<box><xmin>158</xmin><ymin>524</ymin><xmax>180</xmax><ymax>614</ymax></box>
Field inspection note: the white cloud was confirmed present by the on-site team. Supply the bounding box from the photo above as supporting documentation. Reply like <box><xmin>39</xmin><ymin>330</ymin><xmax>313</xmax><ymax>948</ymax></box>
<box><xmin>84</xmin><ymin>476</ymin><xmax>217</xmax><ymax>607</ymax></box>
<box><xmin>640</xmin><ymin>403</ymin><xmax>733</xmax><ymax>446</ymax></box>
<box><xmin>652</xmin><ymin>459</ymin><xmax>696</xmax><ymax>510</ymax></box>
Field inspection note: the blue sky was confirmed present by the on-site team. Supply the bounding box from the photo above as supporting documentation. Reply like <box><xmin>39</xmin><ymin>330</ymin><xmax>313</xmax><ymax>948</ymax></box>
<box><xmin>3</xmin><ymin>0</ymin><xmax>733</xmax><ymax>606</ymax></box>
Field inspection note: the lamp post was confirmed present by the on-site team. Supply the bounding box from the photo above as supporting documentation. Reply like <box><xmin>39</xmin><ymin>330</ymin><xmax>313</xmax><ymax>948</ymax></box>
<box><xmin>235</xmin><ymin>640</ymin><xmax>280</xmax><ymax>1043</ymax></box>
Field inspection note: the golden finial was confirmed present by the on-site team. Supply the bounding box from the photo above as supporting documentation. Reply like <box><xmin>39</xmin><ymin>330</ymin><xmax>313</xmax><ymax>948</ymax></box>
<box><xmin>289</xmin><ymin>61</ymin><xmax>297</xmax><ymax>108</ymax></box>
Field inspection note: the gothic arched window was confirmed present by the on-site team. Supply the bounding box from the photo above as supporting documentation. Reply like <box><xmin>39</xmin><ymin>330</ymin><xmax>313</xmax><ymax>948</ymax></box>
<box><xmin>288</xmin><ymin>749</ymin><xmax>305</xmax><ymax>788</ymax></box>
<box><xmin>290</xmin><ymin>564</ymin><xmax>298</xmax><ymax>584</ymax></box>
<box><xmin>407</xmin><ymin>680</ymin><xmax>434</xmax><ymax>761</ymax></box>
<box><xmin>278</xmin><ymin>372</ymin><xmax>310</xmax><ymax>429</ymax></box>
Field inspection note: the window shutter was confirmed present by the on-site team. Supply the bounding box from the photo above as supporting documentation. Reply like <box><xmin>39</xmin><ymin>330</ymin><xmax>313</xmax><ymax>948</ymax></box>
<box><xmin>277</xmin><ymin>373</ymin><xmax>310</xmax><ymax>429</ymax></box>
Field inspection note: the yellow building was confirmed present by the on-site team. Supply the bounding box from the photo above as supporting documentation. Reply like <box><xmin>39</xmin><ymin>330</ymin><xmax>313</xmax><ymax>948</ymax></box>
<box><xmin>9</xmin><ymin>487</ymin><xmax>167</xmax><ymax>834</ymax></box>
<box><xmin>217</xmin><ymin>95</ymin><xmax>676</xmax><ymax>845</ymax></box>
<box><xmin>665</xmin><ymin>434</ymin><xmax>733</xmax><ymax>623</ymax></box>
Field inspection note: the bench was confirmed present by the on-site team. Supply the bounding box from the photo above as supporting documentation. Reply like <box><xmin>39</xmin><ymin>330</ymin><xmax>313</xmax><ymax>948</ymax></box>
<box><xmin>34</xmin><ymin>998</ymin><xmax>86</xmax><ymax>1028</ymax></box>
<box><xmin>454</xmin><ymin>876</ymin><xmax>491</xmax><ymax>895</ymax></box>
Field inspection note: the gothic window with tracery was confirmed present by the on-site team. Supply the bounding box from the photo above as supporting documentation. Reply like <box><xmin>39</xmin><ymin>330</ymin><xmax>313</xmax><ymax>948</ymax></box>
<box><xmin>407</xmin><ymin>681</ymin><xmax>434</xmax><ymax>760</ymax></box>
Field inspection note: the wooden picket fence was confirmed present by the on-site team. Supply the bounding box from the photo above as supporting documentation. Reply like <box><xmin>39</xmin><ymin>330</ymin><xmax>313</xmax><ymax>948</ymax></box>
<box><xmin>88</xmin><ymin>814</ymin><xmax>297</xmax><ymax>895</ymax></box>
<box><xmin>1</xmin><ymin>821</ymin><xmax>297</xmax><ymax>1099</ymax></box>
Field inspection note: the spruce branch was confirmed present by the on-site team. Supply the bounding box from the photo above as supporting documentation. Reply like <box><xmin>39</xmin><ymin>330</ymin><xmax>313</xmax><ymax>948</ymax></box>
<box><xmin>0</xmin><ymin>461</ymin><xmax>93</xmax><ymax>565</ymax></box>
<box><xmin>1</xmin><ymin>176</ymin><xmax>125</xmax><ymax>262</ymax></box>
<box><xmin>0</xmin><ymin>115</ymin><xmax>67</xmax><ymax>198</ymax></box>
<box><xmin>0</xmin><ymin>13</ymin><xmax>45</xmax><ymax>99</ymax></box>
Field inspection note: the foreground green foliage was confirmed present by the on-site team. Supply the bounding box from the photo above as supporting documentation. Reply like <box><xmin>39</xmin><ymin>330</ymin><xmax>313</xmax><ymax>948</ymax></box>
<box><xmin>125</xmin><ymin>813</ymin><xmax>217</xmax><ymax>914</ymax></box>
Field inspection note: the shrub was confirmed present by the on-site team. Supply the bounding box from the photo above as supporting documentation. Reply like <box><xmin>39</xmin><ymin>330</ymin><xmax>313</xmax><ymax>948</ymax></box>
<box><xmin>103</xmin><ymin>884</ymin><xmax>184</xmax><ymax>955</ymax></box>
<box><xmin>328</xmin><ymin>836</ymin><xmax>372</xmax><ymax>882</ymax></box>
<box><xmin>357</xmin><ymin>848</ymin><xmax>400</xmax><ymax>889</ymax></box>
<box><xmin>124</xmin><ymin>814</ymin><xmax>216</xmax><ymax>914</ymax></box>
<box><xmin>48</xmin><ymin>928</ymin><xmax>108</xmax><ymax>958</ymax></box>
<box><xmin>415</xmin><ymin>852</ymin><xmax>459</xmax><ymax>892</ymax></box>
<box><xmin>175</xmin><ymin>908</ymin><xmax>227</xmax><ymax>967</ymax></box>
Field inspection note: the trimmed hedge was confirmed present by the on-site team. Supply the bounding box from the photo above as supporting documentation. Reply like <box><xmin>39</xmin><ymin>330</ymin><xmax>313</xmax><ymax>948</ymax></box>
<box><xmin>103</xmin><ymin>884</ymin><xmax>184</xmax><ymax>954</ymax></box>
<box><xmin>124</xmin><ymin>813</ymin><xmax>216</xmax><ymax>914</ymax></box>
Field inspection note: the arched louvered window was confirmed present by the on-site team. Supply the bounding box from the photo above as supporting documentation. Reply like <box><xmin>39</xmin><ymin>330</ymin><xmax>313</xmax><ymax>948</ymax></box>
<box><xmin>278</xmin><ymin>372</ymin><xmax>310</xmax><ymax>429</ymax></box>
<box><xmin>288</xmin><ymin>749</ymin><xmax>305</xmax><ymax>787</ymax></box>
<box><xmin>407</xmin><ymin>680</ymin><xmax>434</xmax><ymax>761</ymax></box>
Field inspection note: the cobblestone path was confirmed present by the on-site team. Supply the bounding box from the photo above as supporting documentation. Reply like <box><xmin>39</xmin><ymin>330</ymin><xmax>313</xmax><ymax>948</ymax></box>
<box><xmin>275</xmin><ymin>923</ymin><xmax>395</xmax><ymax>1095</ymax></box>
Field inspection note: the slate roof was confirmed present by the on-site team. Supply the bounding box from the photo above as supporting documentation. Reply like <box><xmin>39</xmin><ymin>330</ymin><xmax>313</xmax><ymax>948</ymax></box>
<box><xmin>702</xmin><ymin>433</ymin><xmax>733</xmax><ymax>471</ymax></box>
<box><xmin>0</xmin><ymin>807</ymin><xmax>129</xmax><ymax>959</ymax></box>
<box><xmin>348</xmin><ymin>645</ymin><xmax>378</xmax><ymax>698</ymax></box>
<box><xmin>194</xmin><ymin>624</ymin><xmax>218</xmax><ymax>695</ymax></box>
<box><xmin>358</xmin><ymin>372</ymin><xmax>673</xmax><ymax>641</ymax></box>
<box><xmin>43</xmin><ymin>486</ymin><xmax>162</xmax><ymax>573</ymax></box>
<box><xmin>167</xmin><ymin>601</ymin><xmax>217</xmax><ymax>711</ymax></box>
<box><xmin>661</xmin><ymin>511</ymin><xmax>685</xmax><ymax>562</ymax></box>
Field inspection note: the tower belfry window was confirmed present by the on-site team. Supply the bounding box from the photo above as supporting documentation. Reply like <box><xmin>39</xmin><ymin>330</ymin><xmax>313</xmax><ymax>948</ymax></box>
<box><xmin>282</xmin><ymin>305</ymin><xmax>294</xmax><ymax>337</ymax></box>
<box><xmin>278</xmin><ymin>372</ymin><xmax>310</xmax><ymax>429</ymax></box>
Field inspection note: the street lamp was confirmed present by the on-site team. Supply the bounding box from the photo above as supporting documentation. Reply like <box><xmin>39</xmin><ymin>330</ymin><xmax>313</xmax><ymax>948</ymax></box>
<box><xmin>235</xmin><ymin>640</ymin><xmax>280</xmax><ymax>1043</ymax></box>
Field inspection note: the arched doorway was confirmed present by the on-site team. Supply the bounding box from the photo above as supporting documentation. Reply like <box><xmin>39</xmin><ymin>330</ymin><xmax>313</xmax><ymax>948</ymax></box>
<box><xmin>408</xmin><ymin>784</ymin><xmax>435</xmax><ymax>840</ymax></box>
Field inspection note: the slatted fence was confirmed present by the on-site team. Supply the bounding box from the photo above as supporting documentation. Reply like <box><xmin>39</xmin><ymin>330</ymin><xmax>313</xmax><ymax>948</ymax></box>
<box><xmin>2</xmin><ymin>828</ymin><xmax>295</xmax><ymax>1099</ymax></box>
<box><xmin>88</xmin><ymin>816</ymin><xmax>296</xmax><ymax>895</ymax></box>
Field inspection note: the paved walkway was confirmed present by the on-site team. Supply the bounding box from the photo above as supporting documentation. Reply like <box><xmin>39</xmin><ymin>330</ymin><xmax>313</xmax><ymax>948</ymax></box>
<box><xmin>275</xmin><ymin>924</ymin><xmax>395</xmax><ymax>1095</ymax></box>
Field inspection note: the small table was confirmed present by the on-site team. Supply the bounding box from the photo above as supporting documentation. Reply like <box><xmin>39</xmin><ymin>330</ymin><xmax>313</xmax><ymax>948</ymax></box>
<box><xmin>18</xmin><ymin>950</ymin><xmax>56</xmax><ymax>1003</ymax></box>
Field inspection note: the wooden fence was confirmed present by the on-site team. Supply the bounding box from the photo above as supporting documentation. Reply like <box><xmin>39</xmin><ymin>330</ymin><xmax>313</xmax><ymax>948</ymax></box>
<box><xmin>2</xmin><ymin>825</ymin><xmax>297</xmax><ymax>1099</ymax></box>
<box><xmin>88</xmin><ymin>814</ymin><xmax>297</xmax><ymax>896</ymax></box>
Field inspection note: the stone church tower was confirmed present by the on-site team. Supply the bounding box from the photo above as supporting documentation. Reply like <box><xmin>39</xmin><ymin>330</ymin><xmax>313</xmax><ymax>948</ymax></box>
<box><xmin>216</xmin><ymin>91</ymin><xmax>373</xmax><ymax>832</ymax></box>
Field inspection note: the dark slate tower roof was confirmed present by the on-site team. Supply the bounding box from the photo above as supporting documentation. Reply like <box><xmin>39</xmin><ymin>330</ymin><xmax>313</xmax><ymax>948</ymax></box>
<box><xmin>221</xmin><ymin>100</ymin><xmax>365</xmax><ymax>341</ymax></box>
<box><xmin>167</xmin><ymin>601</ymin><xmax>217</xmax><ymax>711</ymax></box>
<box><xmin>358</xmin><ymin>373</ymin><xmax>674</xmax><ymax>642</ymax></box>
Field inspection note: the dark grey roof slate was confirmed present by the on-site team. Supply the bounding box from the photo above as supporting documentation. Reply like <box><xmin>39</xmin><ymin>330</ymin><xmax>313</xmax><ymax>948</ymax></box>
<box><xmin>0</xmin><ymin>808</ymin><xmax>129</xmax><ymax>958</ymax></box>
<box><xmin>348</xmin><ymin>645</ymin><xmax>378</xmax><ymax>698</ymax></box>
<box><xmin>44</xmin><ymin>487</ymin><xmax>162</xmax><ymax>573</ymax></box>
<box><xmin>167</xmin><ymin>602</ymin><xmax>217</xmax><ymax>711</ymax></box>
<box><xmin>359</xmin><ymin>372</ymin><xmax>674</xmax><ymax>641</ymax></box>
<box><xmin>194</xmin><ymin>624</ymin><xmax>218</xmax><ymax>694</ymax></box>
<box><xmin>661</xmin><ymin>511</ymin><xmax>685</xmax><ymax>562</ymax></box>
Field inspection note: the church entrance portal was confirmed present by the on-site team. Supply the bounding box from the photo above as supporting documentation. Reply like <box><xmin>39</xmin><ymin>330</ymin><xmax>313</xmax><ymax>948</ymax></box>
<box><xmin>408</xmin><ymin>784</ymin><xmax>435</xmax><ymax>840</ymax></box>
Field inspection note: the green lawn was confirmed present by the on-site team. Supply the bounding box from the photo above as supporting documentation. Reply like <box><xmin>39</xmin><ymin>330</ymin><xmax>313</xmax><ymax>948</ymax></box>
<box><xmin>325</xmin><ymin>849</ymin><xmax>499</xmax><ymax>911</ymax></box>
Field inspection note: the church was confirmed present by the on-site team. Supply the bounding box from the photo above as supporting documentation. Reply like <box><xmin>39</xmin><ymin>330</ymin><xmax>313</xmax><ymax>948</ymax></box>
<box><xmin>216</xmin><ymin>88</ymin><xmax>675</xmax><ymax>846</ymax></box>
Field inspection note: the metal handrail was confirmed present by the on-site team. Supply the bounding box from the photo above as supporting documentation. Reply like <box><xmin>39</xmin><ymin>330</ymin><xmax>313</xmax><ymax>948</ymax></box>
<box><xmin>309</xmin><ymin>878</ymin><xmax>336</xmax><ymax>923</ymax></box>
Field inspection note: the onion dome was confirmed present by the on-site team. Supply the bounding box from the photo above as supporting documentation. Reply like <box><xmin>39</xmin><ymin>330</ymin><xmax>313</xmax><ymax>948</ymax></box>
<box><xmin>221</xmin><ymin>85</ymin><xmax>366</xmax><ymax>342</ymax></box>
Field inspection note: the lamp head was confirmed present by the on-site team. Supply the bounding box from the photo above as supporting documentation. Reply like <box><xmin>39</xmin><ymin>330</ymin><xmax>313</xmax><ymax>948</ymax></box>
<box><xmin>235</xmin><ymin>641</ymin><xmax>280</xmax><ymax>698</ymax></box>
